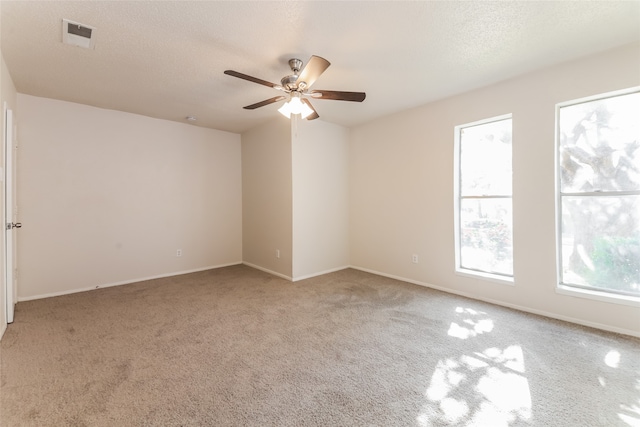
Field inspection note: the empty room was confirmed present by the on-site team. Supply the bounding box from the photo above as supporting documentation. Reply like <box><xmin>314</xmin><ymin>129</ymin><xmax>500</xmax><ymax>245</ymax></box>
<box><xmin>1</xmin><ymin>1</ymin><xmax>639</xmax><ymax>426</ymax></box>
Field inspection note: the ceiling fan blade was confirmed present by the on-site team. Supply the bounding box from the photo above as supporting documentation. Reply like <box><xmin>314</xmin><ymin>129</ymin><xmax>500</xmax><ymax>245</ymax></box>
<box><xmin>224</xmin><ymin>70</ymin><xmax>281</xmax><ymax>89</ymax></box>
<box><xmin>301</xmin><ymin>98</ymin><xmax>319</xmax><ymax>120</ymax></box>
<box><xmin>243</xmin><ymin>96</ymin><xmax>286</xmax><ymax>110</ymax></box>
<box><xmin>295</xmin><ymin>56</ymin><xmax>330</xmax><ymax>90</ymax></box>
<box><xmin>309</xmin><ymin>90</ymin><xmax>366</xmax><ymax>102</ymax></box>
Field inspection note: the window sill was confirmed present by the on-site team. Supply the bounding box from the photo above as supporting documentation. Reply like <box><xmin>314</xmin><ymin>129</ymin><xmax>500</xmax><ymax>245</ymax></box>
<box><xmin>556</xmin><ymin>284</ymin><xmax>640</xmax><ymax>307</ymax></box>
<box><xmin>455</xmin><ymin>268</ymin><xmax>514</xmax><ymax>286</ymax></box>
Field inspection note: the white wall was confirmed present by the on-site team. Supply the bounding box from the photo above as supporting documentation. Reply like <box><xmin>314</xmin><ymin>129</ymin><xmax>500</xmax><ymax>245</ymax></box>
<box><xmin>1</xmin><ymin>53</ymin><xmax>18</xmax><ymax>338</ymax></box>
<box><xmin>17</xmin><ymin>95</ymin><xmax>242</xmax><ymax>299</ymax></box>
<box><xmin>241</xmin><ymin>117</ymin><xmax>293</xmax><ymax>279</ymax></box>
<box><xmin>292</xmin><ymin>118</ymin><xmax>349</xmax><ymax>279</ymax></box>
<box><xmin>350</xmin><ymin>43</ymin><xmax>640</xmax><ymax>336</ymax></box>
<box><xmin>241</xmin><ymin>115</ymin><xmax>350</xmax><ymax>281</ymax></box>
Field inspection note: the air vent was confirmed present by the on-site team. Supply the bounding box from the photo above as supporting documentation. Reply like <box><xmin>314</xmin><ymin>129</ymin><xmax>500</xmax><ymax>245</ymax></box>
<box><xmin>62</xmin><ymin>19</ymin><xmax>96</xmax><ymax>49</ymax></box>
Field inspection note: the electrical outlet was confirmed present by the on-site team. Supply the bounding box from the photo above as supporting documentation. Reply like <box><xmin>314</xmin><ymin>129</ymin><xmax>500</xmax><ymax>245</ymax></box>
<box><xmin>176</xmin><ymin>249</ymin><xmax>182</xmax><ymax>257</ymax></box>
<box><xmin>276</xmin><ymin>249</ymin><xmax>280</xmax><ymax>259</ymax></box>
<box><xmin>412</xmin><ymin>254</ymin><xmax>419</xmax><ymax>264</ymax></box>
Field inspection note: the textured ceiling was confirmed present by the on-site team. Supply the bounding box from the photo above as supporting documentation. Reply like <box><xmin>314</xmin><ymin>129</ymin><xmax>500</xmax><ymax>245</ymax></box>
<box><xmin>1</xmin><ymin>1</ymin><xmax>639</xmax><ymax>134</ymax></box>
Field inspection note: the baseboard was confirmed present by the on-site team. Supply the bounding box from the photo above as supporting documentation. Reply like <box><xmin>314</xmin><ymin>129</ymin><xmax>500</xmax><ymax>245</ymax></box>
<box><xmin>242</xmin><ymin>262</ymin><xmax>293</xmax><ymax>281</ymax></box>
<box><xmin>350</xmin><ymin>265</ymin><xmax>640</xmax><ymax>338</ymax></box>
<box><xmin>241</xmin><ymin>263</ymin><xmax>351</xmax><ymax>282</ymax></box>
<box><xmin>0</xmin><ymin>322</ymin><xmax>6</xmax><ymax>341</ymax></box>
<box><xmin>293</xmin><ymin>265</ymin><xmax>350</xmax><ymax>282</ymax></box>
<box><xmin>18</xmin><ymin>262</ymin><xmax>243</xmax><ymax>302</ymax></box>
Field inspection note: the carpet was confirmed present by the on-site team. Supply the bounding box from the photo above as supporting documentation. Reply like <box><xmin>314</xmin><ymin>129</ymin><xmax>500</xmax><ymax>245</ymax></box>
<box><xmin>1</xmin><ymin>265</ymin><xmax>639</xmax><ymax>426</ymax></box>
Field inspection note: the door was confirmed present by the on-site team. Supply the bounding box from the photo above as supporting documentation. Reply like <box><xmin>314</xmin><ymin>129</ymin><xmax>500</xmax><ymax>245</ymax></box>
<box><xmin>4</xmin><ymin>105</ymin><xmax>18</xmax><ymax>324</ymax></box>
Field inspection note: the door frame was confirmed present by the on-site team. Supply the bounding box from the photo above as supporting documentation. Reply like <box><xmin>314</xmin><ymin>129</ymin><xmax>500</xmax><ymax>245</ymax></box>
<box><xmin>4</xmin><ymin>103</ymin><xmax>15</xmax><ymax>324</ymax></box>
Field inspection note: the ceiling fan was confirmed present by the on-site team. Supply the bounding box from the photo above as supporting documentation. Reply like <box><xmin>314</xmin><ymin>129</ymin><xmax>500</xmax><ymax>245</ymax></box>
<box><xmin>224</xmin><ymin>55</ymin><xmax>366</xmax><ymax>120</ymax></box>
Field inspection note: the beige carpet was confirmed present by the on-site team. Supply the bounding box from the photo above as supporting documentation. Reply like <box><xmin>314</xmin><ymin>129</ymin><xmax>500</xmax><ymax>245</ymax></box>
<box><xmin>1</xmin><ymin>265</ymin><xmax>639</xmax><ymax>426</ymax></box>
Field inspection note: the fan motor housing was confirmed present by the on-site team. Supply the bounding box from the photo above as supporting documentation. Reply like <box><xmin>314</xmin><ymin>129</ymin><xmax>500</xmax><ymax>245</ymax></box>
<box><xmin>280</xmin><ymin>75</ymin><xmax>298</xmax><ymax>91</ymax></box>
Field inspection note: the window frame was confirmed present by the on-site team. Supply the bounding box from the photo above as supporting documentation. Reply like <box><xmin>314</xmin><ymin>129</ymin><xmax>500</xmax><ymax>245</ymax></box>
<box><xmin>454</xmin><ymin>113</ymin><xmax>514</xmax><ymax>284</ymax></box>
<box><xmin>554</xmin><ymin>87</ymin><xmax>640</xmax><ymax>307</ymax></box>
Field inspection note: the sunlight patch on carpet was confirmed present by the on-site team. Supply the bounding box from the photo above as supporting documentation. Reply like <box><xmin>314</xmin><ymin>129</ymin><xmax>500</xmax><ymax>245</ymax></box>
<box><xmin>605</xmin><ymin>349</ymin><xmax>621</xmax><ymax>368</ymax></box>
<box><xmin>618</xmin><ymin>381</ymin><xmax>640</xmax><ymax>427</ymax></box>
<box><xmin>619</xmin><ymin>412</ymin><xmax>640</xmax><ymax>427</ymax></box>
<box><xmin>447</xmin><ymin>307</ymin><xmax>494</xmax><ymax>339</ymax></box>
<box><xmin>418</xmin><ymin>344</ymin><xmax>531</xmax><ymax>426</ymax></box>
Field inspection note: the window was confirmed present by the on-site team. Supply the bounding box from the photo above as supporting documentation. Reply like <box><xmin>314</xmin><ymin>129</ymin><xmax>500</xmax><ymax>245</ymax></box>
<box><xmin>455</xmin><ymin>115</ymin><xmax>513</xmax><ymax>281</ymax></box>
<box><xmin>557</xmin><ymin>89</ymin><xmax>640</xmax><ymax>300</ymax></box>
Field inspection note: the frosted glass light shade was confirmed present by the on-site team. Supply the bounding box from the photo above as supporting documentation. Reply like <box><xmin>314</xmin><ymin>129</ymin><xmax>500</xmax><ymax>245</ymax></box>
<box><xmin>278</xmin><ymin>102</ymin><xmax>292</xmax><ymax>118</ymax></box>
<box><xmin>278</xmin><ymin>94</ymin><xmax>313</xmax><ymax>119</ymax></box>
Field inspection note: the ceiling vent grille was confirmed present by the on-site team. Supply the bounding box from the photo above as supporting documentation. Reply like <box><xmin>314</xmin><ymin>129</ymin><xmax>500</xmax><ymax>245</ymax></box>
<box><xmin>62</xmin><ymin>19</ymin><xmax>96</xmax><ymax>49</ymax></box>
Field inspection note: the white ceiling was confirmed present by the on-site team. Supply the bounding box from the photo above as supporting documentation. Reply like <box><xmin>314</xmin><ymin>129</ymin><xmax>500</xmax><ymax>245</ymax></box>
<box><xmin>2</xmin><ymin>1</ymin><xmax>639</xmax><ymax>134</ymax></box>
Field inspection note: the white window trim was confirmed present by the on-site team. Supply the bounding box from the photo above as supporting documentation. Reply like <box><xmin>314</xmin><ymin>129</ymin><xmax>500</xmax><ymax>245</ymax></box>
<box><xmin>454</xmin><ymin>113</ymin><xmax>513</xmax><ymax>283</ymax></box>
<box><xmin>556</xmin><ymin>284</ymin><xmax>640</xmax><ymax>307</ymax></box>
<box><xmin>554</xmin><ymin>86</ymin><xmax>640</xmax><ymax>306</ymax></box>
<box><xmin>455</xmin><ymin>268</ymin><xmax>515</xmax><ymax>285</ymax></box>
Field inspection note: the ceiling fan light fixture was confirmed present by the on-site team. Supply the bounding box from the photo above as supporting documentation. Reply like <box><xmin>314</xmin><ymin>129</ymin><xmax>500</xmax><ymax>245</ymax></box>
<box><xmin>278</xmin><ymin>93</ymin><xmax>313</xmax><ymax>119</ymax></box>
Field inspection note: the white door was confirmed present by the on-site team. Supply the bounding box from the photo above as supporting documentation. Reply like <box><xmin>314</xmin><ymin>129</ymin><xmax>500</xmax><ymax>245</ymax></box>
<box><xmin>4</xmin><ymin>105</ymin><xmax>18</xmax><ymax>324</ymax></box>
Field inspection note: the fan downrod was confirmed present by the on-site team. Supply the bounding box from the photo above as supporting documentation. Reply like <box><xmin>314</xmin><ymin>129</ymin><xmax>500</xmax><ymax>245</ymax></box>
<box><xmin>281</xmin><ymin>58</ymin><xmax>303</xmax><ymax>91</ymax></box>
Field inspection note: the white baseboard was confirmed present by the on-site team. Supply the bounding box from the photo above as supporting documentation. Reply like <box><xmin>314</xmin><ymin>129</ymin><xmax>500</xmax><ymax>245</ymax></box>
<box><xmin>350</xmin><ymin>265</ymin><xmax>640</xmax><ymax>338</ymax></box>
<box><xmin>242</xmin><ymin>262</ymin><xmax>293</xmax><ymax>281</ymax></box>
<box><xmin>18</xmin><ymin>262</ymin><xmax>243</xmax><ymax>302</ymax></box>
<box><xmin>241</xmin><ymin>263</ymin><xmax>351</xmax><ymax>282</ymax></box>
<box><xmin>293</xmin><ymin>265</ymin><xmax>350</xmax><ymax>282</ymax></box>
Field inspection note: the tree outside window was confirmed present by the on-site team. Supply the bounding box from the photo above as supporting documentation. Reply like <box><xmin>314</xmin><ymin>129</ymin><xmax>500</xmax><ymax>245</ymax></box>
<box><xmin>456</xmin><ymin>116</ymin><xmax>513</xmax><ymax>279</ymax></box>
<box><xmin>557</xmin><ymin>90</ymin><xmax>640</xmax><ymax>297</ymax></box>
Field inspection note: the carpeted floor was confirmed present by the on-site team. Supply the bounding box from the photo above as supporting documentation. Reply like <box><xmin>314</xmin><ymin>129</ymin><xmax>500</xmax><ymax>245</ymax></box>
<box><xmin>0</xmin><ymin>265</ymin><xmax>638</xmax><ymax>426</ymax></box>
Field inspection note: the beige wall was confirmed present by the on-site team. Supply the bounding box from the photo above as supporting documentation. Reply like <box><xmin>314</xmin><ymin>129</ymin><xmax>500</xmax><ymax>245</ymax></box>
<box><xmin>350</xmin><ymin>43</ymin><xmax>640</xmax><ymax>336</ymax></box>
<box><xmin>1</xmin><ymin>53</ymin><xmax>18</xmax><ymax>338</ymax></box>
<box><xmin>242</xmin><ymin>115</ymin><xmax>350</xmax><ymax>281</ymax></box>
<box><xmin>17</xmin><ymin>94</ymin><xmax>242</xmax><ymax>299</ymax></box>
<box><xmin>241</xmin><ymin>116</ymin><xmax>293</xmax><ymax>279</ymax></box>
<box><xmin>292</xmin><ymin>118</ymin><xmax>349</xmax><ymax>279</ymax></box>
